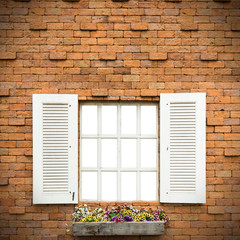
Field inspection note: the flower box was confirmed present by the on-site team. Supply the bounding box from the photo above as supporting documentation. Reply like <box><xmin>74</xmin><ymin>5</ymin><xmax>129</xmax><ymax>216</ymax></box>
<box><xmin>73</xmin><ymin>221</ymin><xmax>164</xmax><ymax>236</ymax></box>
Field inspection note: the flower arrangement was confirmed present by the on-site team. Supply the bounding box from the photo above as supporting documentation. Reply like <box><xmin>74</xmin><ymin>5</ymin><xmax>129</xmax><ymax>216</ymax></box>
<box><xmin>72</xmin><ymin>204</ymin><xmax>170</xmax><ymax>226</ymax></box>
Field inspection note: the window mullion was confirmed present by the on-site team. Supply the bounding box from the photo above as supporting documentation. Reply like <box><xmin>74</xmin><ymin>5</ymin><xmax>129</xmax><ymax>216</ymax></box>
<box><xmin>117</xmin><ymin>103</ymin><xmax>121</xmax><ymax>201</ymax></box>
<box><xmin>136</xmin><ymin>103</ymin><xmax>141</xmax><ymax>201</ymax></box>
<box><xmin>97</xmin><ymin>104</ymin><xmax>101</xmax><ymax>201</ymax></box>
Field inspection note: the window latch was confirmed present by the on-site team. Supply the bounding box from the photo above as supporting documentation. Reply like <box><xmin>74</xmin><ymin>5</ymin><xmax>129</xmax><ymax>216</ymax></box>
<box><xmin>72</xmin><ymin>192</ymin><xmax>75</xmax><ymax>201</ymax></box>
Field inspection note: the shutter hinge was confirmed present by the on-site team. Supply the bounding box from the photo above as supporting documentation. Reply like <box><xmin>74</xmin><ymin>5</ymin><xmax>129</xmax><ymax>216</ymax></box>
<box><xmin>72</xmin><ymin>192</ymin><xmax>75</xmax><ymax>201</ymax></box>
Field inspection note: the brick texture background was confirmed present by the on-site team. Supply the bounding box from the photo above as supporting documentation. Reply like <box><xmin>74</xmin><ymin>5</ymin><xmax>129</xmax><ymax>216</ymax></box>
<box><xmin>0</xmin><ymin>0</ymin><xmax>239</xmax><ymax>239</ymax></box>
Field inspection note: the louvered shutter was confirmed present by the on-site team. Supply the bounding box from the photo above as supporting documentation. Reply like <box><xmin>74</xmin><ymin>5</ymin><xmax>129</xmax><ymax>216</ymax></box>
<box><xmin>160</xmin><ymin>93</ymin><xmax>206</xmax><ymax>203</ymax></box>
<box><xmin>33</xmin><ymin>94</ymin><xmax>78</xmax><ymax>204</ymax></box>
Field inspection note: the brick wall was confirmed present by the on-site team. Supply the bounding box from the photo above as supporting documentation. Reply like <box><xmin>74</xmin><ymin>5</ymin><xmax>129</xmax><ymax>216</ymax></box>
<box><xmin>0</xmin><ymin>0</ymin><xmax>239</xmax><ymax>239</ymax></box>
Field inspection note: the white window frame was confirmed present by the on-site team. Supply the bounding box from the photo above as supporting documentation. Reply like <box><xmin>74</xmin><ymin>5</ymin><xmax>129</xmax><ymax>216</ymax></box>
<box><xmin>79</xmin><ymin>102</ymin><xmax>159</xmax><ymax>201</ymax></box>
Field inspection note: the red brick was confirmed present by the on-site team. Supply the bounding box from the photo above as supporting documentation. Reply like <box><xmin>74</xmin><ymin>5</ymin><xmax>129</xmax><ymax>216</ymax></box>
<box><xmin>9</xmin><ymin>118</ymin><xmax>25</xmax><ymax>126</ymax></box>
<box><xmin>225</xmin><ymin>148</ymin><xmax>240</xmax><ymax>157</ymax></box>
<box><xmin>231</xmin><ymin>23</ymin><xmax>240</xmax><ymax>31</ymax></box>
<box><xmin>30</xmin><ymin>21</ymin><xmax>47</xmax><ymax>31</ymax></box>
<box><xmin>207</xmin><ymin>118</ymin><xmax>224</xmax><ymax>126</ymax></box>
<box><xmin>149</xmin><ymin>53</ymin><xmax>168</xmax><ymax>60</ymax></box>
<box><xmin>80</xmin><ymin>23</ymin><xmax>97</xmax><ymax>31</ymax></box>
<box><xmin>0</xmin><ymin>178</ymin><xmax>9</xmax><ymax>186</ymax></box>
<box><xmin>0</xmin><ymin>52</ymin><xmax>16</xmax><ymax>60</ymax></box>
<box><xmin>208</xmin><ymin>206</ymin><xmax>225</xmax><ymax>215</ymax></box>
<box><xmin>0</xmin><ymin>89</ymin><xmax>10</xmax><ymax>96</ymax></box>
<box><xmin>181</xmin><ymin>23</ymin><xmax>198</xmax><ymax>31</ymax></box>
<box><xmin>131</xmin><ymin>23</ymin><xmax>148</xmax><ymax>31</ymax></box>
<box><xmin>92</xmin><ymin>89</ymin><xmax>108</xmax><ymax>97</ymax></box>
<box><xmin>201</xmin><ymin>53</ymin><xmax>218</xmax><ymax>61</ymax></box>
<box><xmin>9</xmin><ymin>207</ymin><xmax>25</xmax><ymax>215</ymax></box>
<box><xmin>99</xmin><ymin>52</ymin><xmax>116</xmax><ymax>60</ymax></box>
<box><xmin>141</xmin><ymin>89</ymin><xmax>158</xmax><ymax>97</ymax></box>
<box><xmin>50</xmin><ymin>52</ymin><xmax>67</xmax><ymax>60</ymax></box>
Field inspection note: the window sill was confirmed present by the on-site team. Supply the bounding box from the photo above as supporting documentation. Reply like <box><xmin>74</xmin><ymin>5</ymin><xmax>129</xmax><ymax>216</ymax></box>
<box><xmin>73</xmin><ymin>221</ymin><xmax>164</xmax><ymax>236</ymax></box>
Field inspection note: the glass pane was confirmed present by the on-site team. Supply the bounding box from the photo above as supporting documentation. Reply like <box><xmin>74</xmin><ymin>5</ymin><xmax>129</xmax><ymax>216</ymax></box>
<box><xmin>101</xmin><ymin>139</ymin><xmax>117</xmax><ymax>168</ymax></box>
<box><xmin>81</xmin><ymin>139</ymin><xmax>97</xmax><ymax>168</ymax></box>
<box><xmin>121</xmin><ymin>139</ymin><xmax>137</xmax><ymax>168</ymax></box>
<box><xmin>101</xmin><ymin>172</ymin><xmax>117</xmax><ymax>201</ymax></box>
<box><xmin>140</xmin><ymin>172</ymin><xmax>156</xmax><ymax>201</ymax></box>
<box><xmin>102</xmin><ymin>105</ymin><xmax>117</xmax><ymax>135</ymax></box>
<box><xmin>121</xmin><ymin>172</ymin><xmax>136</xmax><ymax>201</ymax></box>
<box><xmin>82</xmin><ymin>172</ymin><xmax>97</xmax><ymax>200</ymax></box>
<box><xmin>121</xmin><ymin>106</ymin><xmax>137</xmax><ymax>134</ymax></box>
<box><xmin>82</xmin><ymin>105</ymin><xmax>97</xmax><ymax>134</ymax></box>
<box><xmin>141</xmin><ymin>105</ymin><xmax>157</xmax><ymax>135</ymax></box>
<box><xmin>141</xmin><ymin>139</ymin><xmax>157</xmax><ymax>168</ymax></box>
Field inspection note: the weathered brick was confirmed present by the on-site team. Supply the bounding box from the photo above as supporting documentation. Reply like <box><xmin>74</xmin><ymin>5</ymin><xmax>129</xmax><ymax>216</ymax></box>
<box><xmin>207</xmin><ymin>118</ymin><xmax>224</xmax><ymax>126</ymax></box>
<box><xmin>181</xmin><ymin>23</ymin><xmax>198</xmax><ymax>31</ymax></box>
<box><xmin>149</xmin><ymin>53</ymin><xmax>168</xmax><ymax>60</ymax></box>
<box><xmin>80</xmin><ymin>23</ymin><xmax>97</xmax><ymax>31</ymax></box>
<box><xmin>92</xmin><ymin>89</ymin><xmax>108</xmax><ymax>97</ymax></box>
<box><xmin>62</xmin><ymin>0</ymin><xmax>80</xmax><ymax>2</ymax></box>
<box><xmin>0</xmin><ymin>178</ymin><xmax>9</xmax><ymax>186</ymax></box>
<box><xmin>208</xmin><ymin>206</ymin><xmax>225</xmax><ymax>215</ymax></box>
<box><xmin>9</xmin><ymin>118</ymin><xmax>25</xmax><ymax>126</ymax></box>
<box><xmin>30</xmin><ymin>22</ymin><xmax>47</xmax><ymax>31</ymax></box>
<box><xmin>131</xmin><ymin>23</ymin><xmax>148</xmax><ymax>31</ymax></box>
<box><xmin>231</xmin><ymin>23</ymin><xmax>240</xmax><ymax>31</ymax></box>
<box><xmin>140</xmin><ymin>89</ymin><xmax>158</xmax><ymax>97</ymax></box>
<box><xmin>9</xmin><ymin>207</ymin><xmax>25</xmax><ymax>215</ymax></box>
<box><xmin>0</xmin><ymin>89</ymin><xmax>10</xmax><ymax>96</ymax></box>
<box><xmin>99</xmin><ymin>52</ymin><xmax>116</xmax><ymax>60</ymax></box>
<box><xmin>0</xmin><ymin>52</ymin><xmax>16</xmax><ymax>60</ymax></box>
<box><xmin>225</xmin><ymin>148</ymin><xmax>240</xmax><ymax>157</ymax></box>
<box><xmin>50</xmin><ymin>52</ymin><xmax>67</xmax><ymax>60</ymax></box>
<box><xmin>201</xmin><ymin>53</ymin><xmax>218</xmax><ymax>61</ymax></box>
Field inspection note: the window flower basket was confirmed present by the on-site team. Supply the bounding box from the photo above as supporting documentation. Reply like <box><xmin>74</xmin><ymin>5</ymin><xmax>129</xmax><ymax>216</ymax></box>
<box><xmin>72</xmin><ymin>204</ymin><xmax>169</xmax><ymax>236</ymax></box>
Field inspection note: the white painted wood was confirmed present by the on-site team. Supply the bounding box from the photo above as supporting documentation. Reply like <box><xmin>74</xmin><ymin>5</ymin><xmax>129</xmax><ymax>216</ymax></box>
<box><xmin>160</xmin><ymin>93</ymin><xmax>206</xmax><ymax>203</ymax></box>
<box><xmin>33</xmin><ymin>94</ymin><xmax>78</xmax><ymax>204</ymax></box>
<box><xmin>73</xmin><ymin>222</ymin><xmax>164</xmax><ymax>236</ymax></box>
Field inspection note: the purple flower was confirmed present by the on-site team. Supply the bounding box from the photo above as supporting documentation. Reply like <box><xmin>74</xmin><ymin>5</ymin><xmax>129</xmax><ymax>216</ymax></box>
<box><xmin>111</xmin><ymin>216</ymin><xmax>118</xmax><ymax>222</ymax></box>
<box><xmin>124</xmin><ymin>215</ymin><xmax>133</xmax><ymax>222</ymax></box>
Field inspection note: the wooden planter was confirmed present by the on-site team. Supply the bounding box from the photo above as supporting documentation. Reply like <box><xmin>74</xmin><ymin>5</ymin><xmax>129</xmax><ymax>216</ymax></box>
<box><xmin>73</xmin><ymin>221</ymin><xmax>164</xmax><ymax>236</ymax></box>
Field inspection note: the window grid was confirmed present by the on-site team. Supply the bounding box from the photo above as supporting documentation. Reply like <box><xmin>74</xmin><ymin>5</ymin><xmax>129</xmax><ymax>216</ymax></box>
<box><xmin>80</xmin><ymin>102</ymin><xmax>158</xmax><ymax>201</ymax></box>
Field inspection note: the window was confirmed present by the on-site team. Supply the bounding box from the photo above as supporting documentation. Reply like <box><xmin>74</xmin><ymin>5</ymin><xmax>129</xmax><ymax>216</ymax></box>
<box><xmin>33</xmin><ymin>93</ymin><xmax>206</xmax><ymax>204</ymax></box>
<box><xmin>80</xmin><ymin>103</ymin><xmax>158</xmax><ymax>201</ymax></box>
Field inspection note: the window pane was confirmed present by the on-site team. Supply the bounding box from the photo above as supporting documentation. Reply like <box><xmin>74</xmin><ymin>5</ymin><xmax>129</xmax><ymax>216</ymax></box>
<box><xmin>102</xmin><ymin>105</ymin><xmax>117</xmax><ymax>135</ymax></box>
<box><xmin>121</xmin><ymin>172</ymin><xmax>136</xmax><ymax>201</ymax></box>
<box><xmin>121</xmin><ymin>139</ymin><xmax>137</xmax><ymax>168</ymax></box>
<box><xmin>81</xmin><ymin>139</ymin><xmax>97</xmax><ymax>168</ymax></box>
<box><xmin>121</xmin><ymin>106</ymin><xmax>137</xmax><ymax>134</ymax></box>
<box><xmin>101</xmin><ymin>139</ymin><xmax>117</xmax><ymax>168</ymax></box>
<box><xmin>141</xmin><ymin>139</ymin><xmax>157</xmax><ymax>168</ymax></box>
<box><xmin>101</xmin><ymin>172</ymin><xmax>117</xmax><ymax>201</ymax></box>
<box><xmin>141</xmin><ymin>105</ymin><xmax>157</xmax><ymax>135</ymax></box>
<box><xmin>82</xmin><ymin>105</ymin><xmax>97</xmax><ymax>134</ymax></box>
<box><xmin>82</xmin><ymin>172</ymin><xmax>97</xmax><ymax>200</ymax></box>
<box><xmin>140</xmin><ymin>172</ymin><xmax>156</xmax><ymax>201</ymax></box>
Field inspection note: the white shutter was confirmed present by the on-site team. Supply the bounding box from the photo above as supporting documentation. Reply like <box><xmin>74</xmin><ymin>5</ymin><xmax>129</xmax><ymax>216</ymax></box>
<box><xmin>160</xmin><ymin>93</ymin><xmax>206</xmax><ymax>203</ymax></box>
<box><xmin>33</xmin><ymin>94</ymin><xmax>78</xmax><ymax>204</ymax></box>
